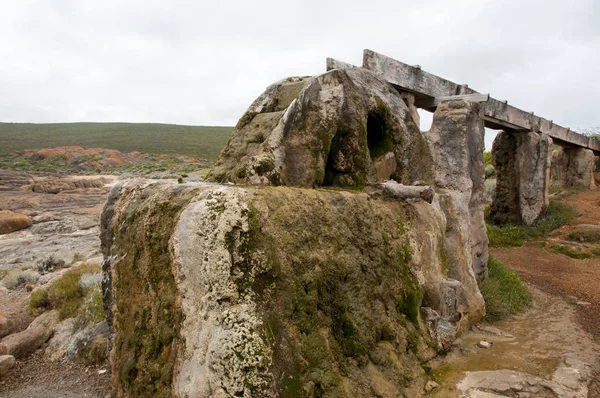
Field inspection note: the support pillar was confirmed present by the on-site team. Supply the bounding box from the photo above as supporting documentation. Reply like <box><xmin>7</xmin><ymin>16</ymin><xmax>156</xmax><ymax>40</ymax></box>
<box><xmin>426</xmin><ymin>99</ymin><xmax>488</xmax><ymax>280</ymax></box>
<box><xmin>550</xmin><ymin>147</ymin><xmax>596</xmax><ymax>189</ymax></box>
<box><xmin>490</xmin><ymin>130</ymin><xmax>552</xmax><ymax>226</ymax></box>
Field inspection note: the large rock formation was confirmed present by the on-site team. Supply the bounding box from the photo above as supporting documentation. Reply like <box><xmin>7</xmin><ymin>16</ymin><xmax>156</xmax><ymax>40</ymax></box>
<box><xmin>102</xmin><ymin>181</ymin><xmax>485</xmax><ymax>397</ymax></box>
<box><xmin>425</xmin><ymin>100</ymin><xmax>489</xmax><ymax>280</ymax></box>
<box><xmin>490</xmin><ymin>130</ymin><xmax>552</xmax><ymax>226</ymax></box>
<box><xmin>550</xmin><ymin>147</ymin><xmax>596</xmax><ymax>189</ymax></box>
<box><xmin>207</xmin><ymin>68</ymin><xmax>433</xmax><ymax>187</ymax></box>
<box><xmin>102</xmin><ymin>67</ymin><xmax>488</xmax><ymax>397</ymax></box>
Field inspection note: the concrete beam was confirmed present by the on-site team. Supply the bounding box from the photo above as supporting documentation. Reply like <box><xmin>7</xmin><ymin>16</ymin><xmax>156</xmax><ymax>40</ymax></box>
<box><xmin>352</xmin><ymin>50</ymin><xmax>600</xmax><ymax>154</ymax></box>
<box><xmin>415</xmin><ymin>93</ymin><xmax>489</xmax><ymax>109</ymax></box>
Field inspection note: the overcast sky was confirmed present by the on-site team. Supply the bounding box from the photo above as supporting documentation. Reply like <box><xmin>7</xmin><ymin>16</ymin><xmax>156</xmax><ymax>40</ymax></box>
<box><xmin>1</xmin><ymin>0</ymin><xmax>599</xmax><ymax>149</ymax></box>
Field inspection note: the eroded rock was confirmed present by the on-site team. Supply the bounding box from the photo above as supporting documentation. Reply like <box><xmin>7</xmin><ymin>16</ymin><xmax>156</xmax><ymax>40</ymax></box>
<box><xmin>551</xmin><ymin>147</ymin><xmax>596</xmax><ymax>189</ymax></box>
<box><xmin>207</xmin><ymin>68</ymin><xmax>432</xmax><ymax>188</ymax></box>
<box><xmin>490</xmin><ymin>130</ymin><xmax>552</xmax><ymax>226</ymax></box>
<box><xmin>102</xmin><ymin>181</ymin><xmax>485</xmax><ymax>397</ymax></box>
<box><xmin>0</xmin><ymin>326</ymin><xmax>52</xmax><ymax>359</ymax></box>
<box><xmin>0</xmin><ymin>211</ymin><xmax>32</xmax><ymax>234</ymax></box>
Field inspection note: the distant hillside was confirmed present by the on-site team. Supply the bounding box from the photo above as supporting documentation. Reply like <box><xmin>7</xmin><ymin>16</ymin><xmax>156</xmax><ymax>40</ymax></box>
<box><xmin>0</xmin><ymin>122</ymin><xmax>233</xmax><ymax>161</ymax></box>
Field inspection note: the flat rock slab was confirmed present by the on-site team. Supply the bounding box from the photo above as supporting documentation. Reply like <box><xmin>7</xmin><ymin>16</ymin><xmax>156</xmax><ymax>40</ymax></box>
<box><xmin>458</xmin><ymin>357</ymin><xmax>591</xmax><ymax>398</ymax></box>
<box><xmin>0</xmin><ymin>327</ymin><xmax>52</xmax><ymax>359</ymax></box>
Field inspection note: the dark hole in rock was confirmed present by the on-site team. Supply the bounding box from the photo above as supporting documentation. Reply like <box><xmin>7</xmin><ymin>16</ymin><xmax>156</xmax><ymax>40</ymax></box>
<box><xmin>323</xmin><ymin>133</ymin><xmax>341</xmax><ymax>186</ymax></box>
<box><xmin>367</xmin><ymin>113</ymin><xmax>389</xmax><ymax>160</ymax></box>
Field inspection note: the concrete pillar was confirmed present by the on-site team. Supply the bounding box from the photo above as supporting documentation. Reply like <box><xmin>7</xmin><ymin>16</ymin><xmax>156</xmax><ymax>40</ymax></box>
<box><xmin>490</xmin><ymin>130</ymin><xmax>552</xmax><ymax>226</ymax></box>
<box><xmin>426</xmin><ymin>99</ymin><xmax>488</xmax><ymax>280</ymax></box>
<box><xmin>550</xmin><ymin>147</ymin><xmax>596</xmax><ymax>189</ymax></box>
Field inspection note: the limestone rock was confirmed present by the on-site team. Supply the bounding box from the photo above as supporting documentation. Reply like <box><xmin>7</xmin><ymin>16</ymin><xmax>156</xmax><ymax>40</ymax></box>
<box><xmin>0</xmin><ymin>211</ymin><xmax>32</xmax><ymax>234</ymax></box>
<box><xmin>0</xmin><ymin>327</ymin><xmax>52</xmax><ymax>359</ymax></box>
<box><xmin>0</xmin><ymin>355</ymin><xmax>15</xmax><ymax>378</ymax></box>
<box><xmin>490</xmin><ymin>130</ymin><xmax>552</xmax><ymax>226</ymax></box>
<box><xmin>551</xmin><ymin>147</ymin><xmax>596</xmax><ymax>189</ymax></box>
<box><xmin>102</xmin><ymin>181</ymin><xmax>484</xmax><ymax>397</ymax></box>
<box><xmin>207</xmin><ymin>68</ymin><xmax>433</xmax><ymax>187</ymax></box>
<box><xmin>0</xmin><ymin>311</ymin><xmax>14</xmax><ymax>338</ymax></box>
<box><xmin>425</xmin><ymin>99</ymin><xmax>489</xmax><ymax>280</ymax></box>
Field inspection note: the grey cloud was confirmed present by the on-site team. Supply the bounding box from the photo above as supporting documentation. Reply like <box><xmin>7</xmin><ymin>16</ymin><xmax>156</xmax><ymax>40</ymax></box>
<box><xmin>1</xmin><ymin>0</ymin><xmax>598</xmax><ymax>146</ymax></box>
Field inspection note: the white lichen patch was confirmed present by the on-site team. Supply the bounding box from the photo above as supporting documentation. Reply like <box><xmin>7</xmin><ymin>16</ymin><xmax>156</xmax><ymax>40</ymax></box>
<box><xmin>171</xmin><ymin>187</ymin><xmax>274</xmax><ymax>398</ymax></box>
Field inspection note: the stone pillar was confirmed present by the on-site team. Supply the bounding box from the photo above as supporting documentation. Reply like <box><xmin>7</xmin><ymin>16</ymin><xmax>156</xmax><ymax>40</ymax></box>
<box><xmin>490</xmin><ymin>130</ymin><xmax>552</xmax><ymax>226</ymax></box>
<box><xmin>426</xmin><ymin>99</ymin><xmax>488</xmax><ymax>280</ymax></box>
<box><xmin>550</xmin><ymin>147</ymin><xmax>596</xmax><ymax>189</ymax></box>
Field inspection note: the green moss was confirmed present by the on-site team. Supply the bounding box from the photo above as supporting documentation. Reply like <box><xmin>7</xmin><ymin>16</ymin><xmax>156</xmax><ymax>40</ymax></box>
<box><xmin>566</xmin><ymin>229</ymin><xmax>600</xmax><ymax>243</ymax></box>
<box><xmin>111</xmin><ymin>185</ymin><xmax>197</xmax><ymax>397</ymax></box>
<box><xmin>254</xmin><ymin>157</ymin><xmax>275</xmax><ymax>175</ymax></box>
<box><xmin>235</xmin><ymin>166</ymin><xmax>247</xmax><ymax>179</ymax></box>
<box><xmin>236</xmin><ymin>111</ymin><xmax>258</xmax><ymax>130</ymax></box>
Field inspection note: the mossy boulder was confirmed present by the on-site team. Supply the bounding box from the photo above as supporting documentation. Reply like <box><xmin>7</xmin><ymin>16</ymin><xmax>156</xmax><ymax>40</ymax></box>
<box><xmin>102</xmin><ymin>181</ymin><xmax>484</xmax><ymax>397</ymax></box>
<box><xmin>207</xmin><ymin>68</ymin><xmax>433</xmax><ymax>188</ymax></box>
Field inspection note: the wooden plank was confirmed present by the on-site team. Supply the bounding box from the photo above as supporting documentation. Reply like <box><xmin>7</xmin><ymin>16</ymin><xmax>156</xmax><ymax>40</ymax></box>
<box><xmin>415</xmin><ymin>93</ymin><xmax>489</xmax><ymax>109</ymax></box>
<box><xmin>360</xmin><ymin>49</ymin><xmax>600</xmax><ymax>154</ymax></box>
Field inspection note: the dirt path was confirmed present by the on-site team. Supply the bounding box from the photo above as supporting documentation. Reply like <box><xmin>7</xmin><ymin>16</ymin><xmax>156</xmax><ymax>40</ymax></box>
<box><xmin>430</xmin><ymin>188</ymin><xmax>600</xmax><ymax>397</ymax></box>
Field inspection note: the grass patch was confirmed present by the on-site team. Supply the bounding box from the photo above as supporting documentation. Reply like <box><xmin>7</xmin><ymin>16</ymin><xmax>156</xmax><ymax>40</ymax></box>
<box><xmin>487</xmin><ymin>200</ymin><xmax>578</xmax><ymax>247</ymax></box>
<box><xmin>479</xmin><ymin>256</ymin><xmax>530</xmax><ymax>322</ymax></box>
<box><xmin>2</xmin><ymin>269</ymin><xmax>40</xmax><ymax>290</ymax></box>
<box><xmin>28</xmin><ymin>263</ymin><xmax>105</xmax><ymax>322</ymax></box>
<box><xmin>549</xmin><ymin>244</ymin><xmax>600</xmax><ymax>259</ymax></box>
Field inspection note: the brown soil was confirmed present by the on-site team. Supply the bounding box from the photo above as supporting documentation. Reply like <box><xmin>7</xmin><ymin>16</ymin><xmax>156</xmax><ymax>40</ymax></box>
<box><xmin>0</xmin><ymin>350</ymin><xmax>110</xmax><ymax>398</ymax></box>
<box><xmin>492</xmin><ymin>188</ymin><xmax>600</xmax><ymax>337</ymax></box>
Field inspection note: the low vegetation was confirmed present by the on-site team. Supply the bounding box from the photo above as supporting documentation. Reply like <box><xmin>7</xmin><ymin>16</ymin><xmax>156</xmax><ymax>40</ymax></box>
<box><xmin>35</xmin><ymin>254</ymin><xmax>66</xmax><ymax>275</ymax></box>
<box><xmin>479</xmin><ymin>256</ymin><xmax>531</xmax><ymax>321</ymax></box>
<box><xmin>2</xmin><ymin>268</ymin><xmax>40</xmax><ymax>290</ymax></box>
<box><xmin>487</xmin><ymin>200</ymin><xmax>578</xmax><ymax>247</ymax></box>
<box><xmin>28</xmin><ymin>263</ymin><xmax>105</xmax><ymax>322</ymax></box>
<box><xmin>549</xmin><ymin>244</ymin><xmax>600</xmax><ymax>259</ymax></box>
<box><xmin>0</xmin><ymin>122</ymin><xmax>232</xmax><ymax>160</ymax></box>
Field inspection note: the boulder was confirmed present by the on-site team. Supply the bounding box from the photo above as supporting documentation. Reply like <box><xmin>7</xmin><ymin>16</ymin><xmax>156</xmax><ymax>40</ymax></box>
<box><xmin>0</xmin><ymin>211</ymin><xmax>32</xmax><ymax>234</ymax></box>
<box><xmin>551</xmin><ymin>147</ymin><xmax>596</xmax><ymax>189</ymax></box>
<box><xmin>102</xmin><ymin>181</ymin><xmax>484</xmax><ymax>397</ymax></box>
<box><xmin>0</xmin><ymin>355</ymin><xmax>15</xmax><ymax>378</ymax></box>
<box><xmin>0</xmin><ymin>311</ymin><xmax>14</xmax><ymax>338</ymax></box>
<box><xmin>207</xmin><ymin>68</ymin><xmax>433</xmax><ymax>188</ymax></box>
<box><xmin>490</xmin><ymin>130</ymin><xmax>552</xmax><ymax>226</ymax></box>
<box><xmin>0</xmin><ymin>327</ymin><xmax>52</xmax><ymax>359</ymax></box>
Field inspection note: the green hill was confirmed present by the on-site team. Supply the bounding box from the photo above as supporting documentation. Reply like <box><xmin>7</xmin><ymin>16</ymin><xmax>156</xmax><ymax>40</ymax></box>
<box><xmin>0</xmin><ymin>122</ymin><xmax>233</xmax><ymax>161</ymax></box>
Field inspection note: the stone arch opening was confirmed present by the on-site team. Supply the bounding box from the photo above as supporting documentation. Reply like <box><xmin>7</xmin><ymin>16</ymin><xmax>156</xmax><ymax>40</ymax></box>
<box><xmin>323</xmin><ymin>132</ymin><xmax>342</xmax><ymax>186</ymax></box>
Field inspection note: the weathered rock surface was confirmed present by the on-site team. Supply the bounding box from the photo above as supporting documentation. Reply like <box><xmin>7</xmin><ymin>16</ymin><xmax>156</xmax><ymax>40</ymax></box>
<box><xmin>0</xmin><ymin>211</ymin><xmax>32</xmax><ymax>234</ymax></box>
<box><xmin>551</xmin><ymin>147</ymin><xmax>597</xmax><ymax>189</ymax></box>
<box><xmin>490</xmin><ymin>130</ymin><xmax>552</xmax><ymax>226</ymax></box>
<box><xmin>0</xmin><ymin>355</ymin><xmax>15</xmax><ymax>378</ymax></box>
<box><xmin>102</xmin><ymin>180</ymin><xmax>484</xmax><ymax>397</ymax></box>
<box><xmin>0</xmin><ymin>326</ymin><xmax>52</xmax><ymax>359</ymax></box>
<box><xmin>207</xmin><ymin>68</ymin><xmax>433</xmax><ymax>187</ymax></box>
<box><xmin>425</xmin><ymin>99</ymin><xmax>489</xmax><ymax>280</ymax></box>
<box><xmin>458</xmin><ymin>357</ymin><xmax>591</xmax><ymax>398</ymax></box>
<box><xmin>0</xmin><ymin>311</ymin><xmax>14</xmax><ymax>338</ymax></box>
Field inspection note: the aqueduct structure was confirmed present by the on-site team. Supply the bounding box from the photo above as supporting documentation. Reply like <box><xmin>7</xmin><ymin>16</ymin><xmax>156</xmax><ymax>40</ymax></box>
<box><xmin>328</xmin><ymin>50</ymin><xmax>599</xmax><ymax>227</ymax></box>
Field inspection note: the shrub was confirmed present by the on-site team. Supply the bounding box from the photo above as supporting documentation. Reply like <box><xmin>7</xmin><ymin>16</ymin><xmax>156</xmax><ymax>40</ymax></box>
<box><xmin>483</xmin><ymin>179</ymin><xmax>496</xmax><ymax>203</ymax></box>
<box><xmin>28</xmin><ymin>264</ymin><xmax>105</xmax><ymax>322</ymax></box>
<box><xmin>2</xmin><ymin>269</ymin><xmax>40</xmax><ymax>290</ymax></box>
<box><xmin>35</xmin><ymin>254</ymin><xmax>66</xmax><ymax>275</ymax></box>
<box><xmin>487</xmin><ymin>200</ymin><xmax>578</xmax><ymax>247</ymax></box>
<box><xmin>479</xmin><ymin>256</ymin><xmax>530</xmax><ymax>321</ymax></box>
<box><xmin>483</xmin><ymin>151</ymin><xmax>492</xmax><ymax>167</ymax></box>
<box><xmin>71</xmin><ymin>252</ymin><xmax>85</xmax><ymax>264</ymax></box>
<box><xmin>484</xmin><ymin>164</ymin><xmax>495</xmax><ymax>179</ymax></box>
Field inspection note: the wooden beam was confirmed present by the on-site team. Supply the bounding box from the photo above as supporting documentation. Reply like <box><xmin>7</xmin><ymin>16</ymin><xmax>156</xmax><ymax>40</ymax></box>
<box><xmin>415</xmin><ymin>93</ymin><xmax>489</xmax><ymax>109</ymax></box>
